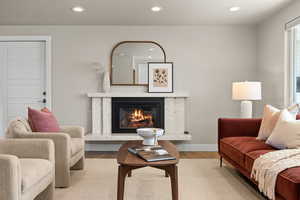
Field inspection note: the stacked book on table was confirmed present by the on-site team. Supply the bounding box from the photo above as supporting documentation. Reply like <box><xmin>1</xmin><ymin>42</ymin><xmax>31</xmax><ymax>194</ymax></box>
<box><xmin>128</xmin><ymin>145</ymin><xmax>176</xmax><ymax>162</ymax></box>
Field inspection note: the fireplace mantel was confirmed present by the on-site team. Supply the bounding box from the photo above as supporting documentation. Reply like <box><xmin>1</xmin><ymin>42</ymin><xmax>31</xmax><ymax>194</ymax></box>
<box><xmin>87</xmin><ymin>92</ymin><xmax>189</xmax><ymax>98</ymax></box>
<box><xmin>86</xmin><ymin>92</ymin><xmax>191</xmax><ymax>141</ymax></box>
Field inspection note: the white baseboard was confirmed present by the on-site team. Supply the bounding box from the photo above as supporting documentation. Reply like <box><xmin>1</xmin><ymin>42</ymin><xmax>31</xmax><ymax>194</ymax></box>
<box><xmin>176</xmin><ymin>144</ymin><xmax>217</xmax><ymax>152</ymax></box>
<box><xmin>85</xmin><ymin>143</ymin><xmax>217</xmax><ymax>152</ymax></box>
<box><xmin>85</xmin><ymin>143</ymin><xmax>122</xmax><ymax>152</ymax></box>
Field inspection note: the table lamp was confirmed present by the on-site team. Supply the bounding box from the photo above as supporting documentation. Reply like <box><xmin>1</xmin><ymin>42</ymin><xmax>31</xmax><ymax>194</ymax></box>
<box><xmin>232</xmin><ymin>81</ymin><xmax>262</xmax><ymax>118</ymax></box>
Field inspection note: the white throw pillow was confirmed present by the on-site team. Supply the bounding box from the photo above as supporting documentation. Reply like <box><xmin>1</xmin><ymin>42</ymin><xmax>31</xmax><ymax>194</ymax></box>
<box><xmin>257</xmin><ymin>105</ymin><xmax>280</xmax><ymax>140</ymax></box>
<box><xmin>257</xmin><ymin>104</ymin><xmax>299</xmax><ymax>140</ymax></box>
<box><xmin>266</xmin><ymin>109</ymin><xmax>300</xmax><ymax>149</ymax></box>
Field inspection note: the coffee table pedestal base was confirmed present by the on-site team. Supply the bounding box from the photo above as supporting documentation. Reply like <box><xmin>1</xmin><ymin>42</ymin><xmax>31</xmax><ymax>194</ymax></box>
<box><xmin>117</xmin><ymin>164</ymin><xmax>178</xmax><ymax>200</ymax></box>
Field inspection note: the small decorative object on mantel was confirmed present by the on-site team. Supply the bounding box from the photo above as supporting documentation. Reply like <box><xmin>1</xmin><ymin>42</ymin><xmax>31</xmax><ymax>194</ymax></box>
<box><xmin>92</xmin><ymin>62</ymin><xmax>110</xmax><ymax>93</ymax></box>
<box><xmin>148</xmin><ymin>62</ymin><xmax>173</xmax><ymax>93</ymax></box>
<box><xmin>137</xmin><ymin>128</ymin><xmax>164</xmax><ymax>146</ymax></box>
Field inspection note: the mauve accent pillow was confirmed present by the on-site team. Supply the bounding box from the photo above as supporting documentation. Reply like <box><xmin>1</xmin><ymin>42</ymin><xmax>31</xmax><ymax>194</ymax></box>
<box><xmin>28</xmin><ymin>107</ymin><xmax>60</xmax><ymax>132</ymax></box>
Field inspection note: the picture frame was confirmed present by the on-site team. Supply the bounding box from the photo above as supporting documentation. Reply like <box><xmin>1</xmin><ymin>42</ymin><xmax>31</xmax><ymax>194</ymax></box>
<box><xmin>148</xmin><ymin>62</ymin><xmax>173</xmax><ymax>93</ymax></box>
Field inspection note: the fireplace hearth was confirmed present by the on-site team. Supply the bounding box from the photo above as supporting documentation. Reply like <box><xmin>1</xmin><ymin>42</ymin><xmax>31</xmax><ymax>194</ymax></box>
<box><xmin>112</xmin><ymin>97</ymin><xmax>164</xmax><ymax>133</ymax></box>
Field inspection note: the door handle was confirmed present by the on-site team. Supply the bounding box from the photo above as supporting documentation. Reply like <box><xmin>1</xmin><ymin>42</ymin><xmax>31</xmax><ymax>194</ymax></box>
<box><xmin>37</xmin><ymin>99</ymin><xmax>47</xmax><ymax>103</ymax></box>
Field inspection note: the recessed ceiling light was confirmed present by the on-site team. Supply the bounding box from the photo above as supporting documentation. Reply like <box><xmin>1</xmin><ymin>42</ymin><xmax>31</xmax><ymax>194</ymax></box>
<box><xmin>72</xmin><ymin>6</ymin><xmax>85</xmax><ymax>12</ymax></box>
<box><xmin>151</xmin><ymin>6</ymin><xmax>162</xmax><ymax>12</ymax></box>
<box><xmin>229</xmin><ymin>6</ymin><xmax>240</xmax><ymax>12</ymax></box>
<box><xmin>149</xmin><ymin>48</ymin><xmax>154</xmax><ymax>51</ymax></box>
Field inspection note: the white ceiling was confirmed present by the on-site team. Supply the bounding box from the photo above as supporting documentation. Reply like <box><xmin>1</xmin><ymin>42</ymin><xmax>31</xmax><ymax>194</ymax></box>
<box><xmin>0</xmin><ymin>0</ymin><xmax>293</xmax><ymax>25</ymax></box>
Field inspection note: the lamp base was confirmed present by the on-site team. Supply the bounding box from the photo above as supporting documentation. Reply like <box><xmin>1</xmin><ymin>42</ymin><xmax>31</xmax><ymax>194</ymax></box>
<box><xmin>241</xmin><ymin>100</ymin><xmax>252</xmax><ymax>118</ymax></box>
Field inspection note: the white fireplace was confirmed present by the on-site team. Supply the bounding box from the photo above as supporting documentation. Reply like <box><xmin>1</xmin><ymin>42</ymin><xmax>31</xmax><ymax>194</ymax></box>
<box><xmin>85</xmin><ymin>92</ymin><xmax>191</xmax><ymax>141</ymax></box>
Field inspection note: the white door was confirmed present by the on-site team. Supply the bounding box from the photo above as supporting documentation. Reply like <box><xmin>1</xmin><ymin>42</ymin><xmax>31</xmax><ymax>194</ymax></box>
<box><xmin>0</xmin><ymin>42</ymin><xmax>47</xmax><ymax>136</ymax></box>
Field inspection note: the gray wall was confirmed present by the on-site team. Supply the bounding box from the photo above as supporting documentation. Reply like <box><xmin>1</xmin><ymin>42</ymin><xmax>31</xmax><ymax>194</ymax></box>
<box><xmin>256</xmin><ymin>1</ymin><xmax>300</xmax><ymax>115</ymax></box>
<box><xmin>0</xmin><ymin>25</ymin><xmax>257</xmax><ymax>146</ymax></box>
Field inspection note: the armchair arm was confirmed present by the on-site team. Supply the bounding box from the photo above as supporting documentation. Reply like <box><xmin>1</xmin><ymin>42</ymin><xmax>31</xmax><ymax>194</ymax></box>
<box><xmin>17</xmin><ymin>132</ymin><xmax>71</xmax><ymax>160</ymax></box>
<box><xmin>0</xmin><ymin>139</ymin><xmax>54</xmax><ymax>162</ymax></box>
<box><xmin>0</xmin><ymin>154</ymin><xmax>21</xmax><ymax>200</ymax></box>
<box><xmin>60</xmin><ymin>126</ymin><xmax>84</xmax><ymax>138</ymax></box>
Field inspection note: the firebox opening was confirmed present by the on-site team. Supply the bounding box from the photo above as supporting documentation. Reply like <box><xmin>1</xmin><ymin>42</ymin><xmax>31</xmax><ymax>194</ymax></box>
<box><xmin>112</xmin><ymin>97</ymin><xmax>164</xmax><ymax>133</ymax></box>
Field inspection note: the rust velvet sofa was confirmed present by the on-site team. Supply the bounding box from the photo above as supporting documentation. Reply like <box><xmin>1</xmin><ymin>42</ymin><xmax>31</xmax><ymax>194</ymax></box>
<box><xmin>218</xmin><ymin>117</ymin><xmax>300</xmax><ymax>200</ymax></box>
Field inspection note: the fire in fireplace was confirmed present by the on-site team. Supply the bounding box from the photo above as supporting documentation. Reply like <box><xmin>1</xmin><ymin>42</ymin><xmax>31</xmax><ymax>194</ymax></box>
<box><xmin>112</xmin><ymin>97</ymin><xmax>164</xmax><ymax>133</ymax></box>
<box><xmin>120</xmin><ymin>108</ymin><xmax>154</xmax><ymax>129</ymax></box>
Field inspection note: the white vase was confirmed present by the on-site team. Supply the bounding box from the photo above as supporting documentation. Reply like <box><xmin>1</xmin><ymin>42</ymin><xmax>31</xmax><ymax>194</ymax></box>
<box><xmin>103</xmin><ymin>71</ymin><xmax>111</xmax><ymax>93</ymax></box>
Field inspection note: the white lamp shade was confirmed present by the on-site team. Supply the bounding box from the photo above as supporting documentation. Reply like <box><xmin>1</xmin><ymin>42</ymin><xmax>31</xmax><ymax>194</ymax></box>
<box><xmin>232</xmin><ymin>82</ymin><xmax>262</xmax><ymax>100</ymax></box>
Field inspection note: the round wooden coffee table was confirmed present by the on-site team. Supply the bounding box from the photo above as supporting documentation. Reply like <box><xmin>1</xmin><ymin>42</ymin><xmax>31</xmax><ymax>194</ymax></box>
<box><xmin>117</xmin><ymin>140</ymin><xmax>180</xmax><ymax>200</ymax></box>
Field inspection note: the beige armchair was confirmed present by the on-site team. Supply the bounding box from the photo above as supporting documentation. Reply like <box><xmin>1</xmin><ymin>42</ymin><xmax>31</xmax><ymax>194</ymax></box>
<box><xmin>6</xmin><ymin>119</ymin><xmax>85</xmax><ymax>188</ymax></box>
<box><xmin>0</xmin><ymin>139</ymin><xmax>55</xmax><ymax>200</ymax></box>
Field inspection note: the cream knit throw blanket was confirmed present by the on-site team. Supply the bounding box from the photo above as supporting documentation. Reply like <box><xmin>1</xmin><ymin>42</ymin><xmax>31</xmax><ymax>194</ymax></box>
<box><xmin>251</xmin><ymin>149</ymin><xmax>300</xmax><ymax>200</ymax></box>
<box><xmin>5</xmin><ymin>117</ymin><xmax>31</xmax><ymax>138</ymax></box>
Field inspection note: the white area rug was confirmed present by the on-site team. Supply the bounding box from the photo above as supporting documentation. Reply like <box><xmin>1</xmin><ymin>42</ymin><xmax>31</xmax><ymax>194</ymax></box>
<box><xmin>55</xmin><ymin>159</ymin><xmax>265</xmax><ymax>200</ymax></box>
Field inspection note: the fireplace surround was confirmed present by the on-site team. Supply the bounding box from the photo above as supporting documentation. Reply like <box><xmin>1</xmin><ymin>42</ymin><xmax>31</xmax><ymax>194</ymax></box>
<box><xmin>86</xmin><ymin>92</ymin><xmax>191</xmax><ymax>141</ymax></box>
<box><xmin>112</xmin><ymin>97</ymin><xmax>164</xmax><ymax>133</ymax></box>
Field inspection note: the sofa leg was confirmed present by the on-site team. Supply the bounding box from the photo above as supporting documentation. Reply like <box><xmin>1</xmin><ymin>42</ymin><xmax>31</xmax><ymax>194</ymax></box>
<box><xmin>220</xmin><ymin>156</ymin><xmax>223</xmax><ymax>167</ymax></box>
<box><xmin>71</xmin><ymin>157</ymin><xmax>85</xmax><ymax>170</ymax></box>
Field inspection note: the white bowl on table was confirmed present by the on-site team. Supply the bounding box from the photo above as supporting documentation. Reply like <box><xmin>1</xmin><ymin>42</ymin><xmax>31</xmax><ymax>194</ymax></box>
<box><xmin>137</xmin><ymin>128</ymin><xmax>164</xmax><ymax>146</ymax></box>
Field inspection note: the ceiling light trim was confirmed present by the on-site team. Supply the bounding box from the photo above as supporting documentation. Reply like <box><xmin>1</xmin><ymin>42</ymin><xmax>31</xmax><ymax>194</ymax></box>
<box><xmin>72</xmin><ymin>6</ymin><xmax>85</xmax><ymax>13</ymax></box>
<box><xmin>229</xmin><ymin>6</ymin><xmax>241</xmax><ymax>12</ymax></box>
<box><xmin>151</xmin><ymin>6</ymin><xmax>162</xmax><ymax>12</ymax></box>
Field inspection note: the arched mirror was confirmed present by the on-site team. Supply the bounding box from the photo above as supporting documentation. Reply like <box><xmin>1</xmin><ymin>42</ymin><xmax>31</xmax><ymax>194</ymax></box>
<box><xmin>110</xmin><ymin>41</ymin><xmax>166</xmax><ymax>86</ymax></box>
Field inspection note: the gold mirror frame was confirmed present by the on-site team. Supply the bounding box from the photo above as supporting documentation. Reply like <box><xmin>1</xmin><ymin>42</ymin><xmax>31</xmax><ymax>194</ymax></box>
<box><xmin>110</xmin><ymin>41</ymin><xmax>167</xmax><ymax>86</ymax></box>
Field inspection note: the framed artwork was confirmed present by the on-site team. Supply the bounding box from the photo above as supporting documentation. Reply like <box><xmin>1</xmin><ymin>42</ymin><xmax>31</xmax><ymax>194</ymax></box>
<box><xmin>148</xmin><ymin>62</ymin><xmax>173</xmax><ymax>93</ymax></box>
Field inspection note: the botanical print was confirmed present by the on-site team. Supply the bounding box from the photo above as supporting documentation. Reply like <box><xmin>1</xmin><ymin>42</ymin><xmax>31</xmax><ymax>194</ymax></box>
<box><xmin>153</xmin><ymin>68</ymin><xmax>168</xmax><ymax>87</ymax></box>
<box><xmin>148</xmin><ymin>62</ymin><xmax>173</xmax><ymax>93</ymax></box>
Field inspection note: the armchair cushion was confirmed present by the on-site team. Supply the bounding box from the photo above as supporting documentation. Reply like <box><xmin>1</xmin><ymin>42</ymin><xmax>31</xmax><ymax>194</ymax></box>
<box><xmin>20</xmin><ymin>158</ymin><xmax>52</xmax><ymax>193</ymax></box>
<box><xmin>28</xmin><ymin>107</ymin><xmax>60</xmax><ymax>132</ymax></box>
<box><xmin>60</xmin><ymin>126</ymin><xmax>84</xmax><ymax>138</ymax></box>
<box><xmin>71</xmin><ymin>138</ymin><xmax>84</xmax><ymax>156</ymax></box>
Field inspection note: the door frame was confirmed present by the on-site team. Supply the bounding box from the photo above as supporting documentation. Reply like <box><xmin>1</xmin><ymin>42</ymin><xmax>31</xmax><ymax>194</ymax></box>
<box><xmin>0</xmin><ymin>36</ymin><xmax>52</xmax><ymax>110</ymax></box>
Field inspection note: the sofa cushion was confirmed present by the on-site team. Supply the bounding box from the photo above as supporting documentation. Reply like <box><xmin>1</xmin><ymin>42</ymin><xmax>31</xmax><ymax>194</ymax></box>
<box><xmin>20</xmin><ymin>158</ymin><xmax>52</xmax><ymax>193</ymax></box>
<box><xmin>245</xmin><ymin>150</ymin><xmax>300</xmax><ymax>200</ymax></box>
<box><xmin>276</xmin><ymin>168</ymin><xmax>300</xmax><ymax>200</ymax></box>
<box><xmin>71</xmin><ymin>138</ymin><xmax>84</xmax><ymax>156</ymax></box>
<box><xmin>220</xmin><ymin>137</ymin><xmax>274</xmax><ymax>166</ymax></box>
<box><xmin>244</xmin><ymin>149</ymin><xmax>275</xmax><ymax>172</ymax></box>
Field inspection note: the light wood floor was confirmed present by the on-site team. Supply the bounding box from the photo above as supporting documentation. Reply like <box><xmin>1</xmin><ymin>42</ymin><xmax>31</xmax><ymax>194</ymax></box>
<box><xmin>86</xmin><ymin>151</ymin><xmax>219</xmax><ymax>159</ymax></box>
